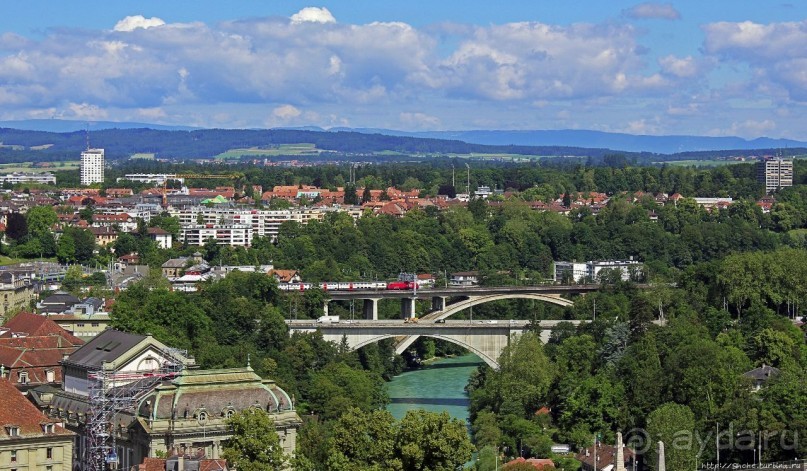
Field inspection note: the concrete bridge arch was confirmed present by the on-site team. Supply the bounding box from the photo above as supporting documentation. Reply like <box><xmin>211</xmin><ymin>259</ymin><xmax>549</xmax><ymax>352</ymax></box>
<box><xmin>351</xmin><ymin>333</ymin><xmax>501</xmax><ymax>369</ymax></box>
<box><xmin>430</xmin><ymin>293</ymin><xmax>573</xmax><ymax>321</ymax></box>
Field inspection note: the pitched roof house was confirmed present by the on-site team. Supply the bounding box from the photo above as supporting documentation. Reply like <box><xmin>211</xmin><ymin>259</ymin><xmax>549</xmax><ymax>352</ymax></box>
<box><xmin>0</xmin><ymin>378</ymin><xmax>74</xmax><ymax>469</ymax></box>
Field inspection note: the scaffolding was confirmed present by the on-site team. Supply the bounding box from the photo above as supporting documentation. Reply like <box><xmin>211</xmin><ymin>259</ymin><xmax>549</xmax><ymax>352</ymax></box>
<box><xmin>84</xmin><ymin>349</ymin><xmax>187</xmax><ymax>471</ymax></box>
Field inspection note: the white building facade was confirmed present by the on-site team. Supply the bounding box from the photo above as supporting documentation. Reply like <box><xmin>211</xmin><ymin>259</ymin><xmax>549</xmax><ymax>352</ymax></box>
<box><xmin>179</xmin><ymin>224</ymin><xmax>253</xmax><ymax>247</ymax></box>
<box><xmin>80</xmin><ymin>148</ymin><xmax>105</xmax><ymax>185</ymax></box>
<box><xmin>0</xmin><ymin>172</ymin><xmax>56</xmax><ymax>185</ymax></box>
<box><xmin>555</xmin><ymin>259</ymin><xmax>644</xmax><ymax>283</ymax></box>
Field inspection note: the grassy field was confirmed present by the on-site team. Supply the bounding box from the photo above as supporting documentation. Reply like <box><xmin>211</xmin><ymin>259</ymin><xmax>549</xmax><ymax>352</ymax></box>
<box><xmin>0</xmin><ymin>255</ymin><xmax>25</xmax><ymax>266</ymax></box>
<box><xmin>215</xmin><ymin>143</ymin><xmax>322</xmax><ymax>160</ymax></box>
<box><xmin>0</xmin><ymin>161</ymin><xmax>80</xmax><ymax>173</ymax></box>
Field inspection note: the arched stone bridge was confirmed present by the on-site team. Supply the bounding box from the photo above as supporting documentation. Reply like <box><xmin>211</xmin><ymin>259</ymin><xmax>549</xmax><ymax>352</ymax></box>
<box><xmin>286</xmin><ymin>319</ymin><xmax>585</xmax><ymax>369</ymax></box>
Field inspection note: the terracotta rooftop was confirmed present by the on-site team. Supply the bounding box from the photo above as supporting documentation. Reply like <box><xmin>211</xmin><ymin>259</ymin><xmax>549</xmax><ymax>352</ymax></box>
<box><xmin>0</xmin><ymin>378</ymin><xmax>73</xmax><ymax>438</ymax></box>
<box><xmin>1</xmin><ymin>312</ymin><xmax>84</xmax><ymax>345</ymax></box>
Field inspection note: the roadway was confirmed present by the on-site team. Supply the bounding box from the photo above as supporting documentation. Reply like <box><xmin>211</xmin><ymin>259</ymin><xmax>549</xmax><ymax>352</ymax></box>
<box><xmin>285</xmin><ymin>319</ymin><xmax>577</xmax><ymax>328</ymax></box>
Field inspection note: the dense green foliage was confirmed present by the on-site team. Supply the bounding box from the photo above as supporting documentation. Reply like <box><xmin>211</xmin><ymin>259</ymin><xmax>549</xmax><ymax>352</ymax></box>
<box><xmin>467</xmin><ymin>272</ymin><xmax>807</xmax><ymax>466</ymax></box>
<box><xmin>293</xmin><ymin>407</ymin><xmax>473</xmax><ymax>471</ymax></box>
<box><xmin>223</xmin><ymin>409</ymin><xmax>287</xmax><ymax>470</ymax></box>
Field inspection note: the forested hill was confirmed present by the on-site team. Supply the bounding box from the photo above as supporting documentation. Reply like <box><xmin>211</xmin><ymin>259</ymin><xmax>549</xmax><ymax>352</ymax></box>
<box><xmin>1</xmin><ymin>126</ymin><xmax>804</xmax><ymax>164</ymax></box>
<box><xmin>0</xmin><ymin>127</ymin><xmax>621</xmax><ymax>162</ymax></box>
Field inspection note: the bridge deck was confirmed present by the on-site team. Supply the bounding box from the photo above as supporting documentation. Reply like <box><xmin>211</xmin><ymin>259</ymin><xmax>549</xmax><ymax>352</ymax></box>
<box><xmin>323</xmin><ymin>284</ymin><xmax>607</xmax><ymax>300</ymax></box>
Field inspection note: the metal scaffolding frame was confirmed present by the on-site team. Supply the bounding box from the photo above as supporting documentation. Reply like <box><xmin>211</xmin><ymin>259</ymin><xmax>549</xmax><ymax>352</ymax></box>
<box><xmin>84</xmin><ymin>349</ymin><xmax>187</xmax><ymax>471</ymax></box>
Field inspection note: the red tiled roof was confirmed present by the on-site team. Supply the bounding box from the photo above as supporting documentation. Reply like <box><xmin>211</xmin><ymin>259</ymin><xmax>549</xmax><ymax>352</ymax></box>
<box><xmin>505</xmin><ymin>457</ymin><xmax>555</xmax><ymax>469</ymax></box>
<box><xmin>139</xmin><ymin>457</ymin><xmax>167</xmax><ymax>471</ymax></box>
<box><xmin>269</xmin><ymin>269</ymin><xmax>299</xmax><ymax>282</ymax></box>
<box><xmin>200</xmin><ymin>459</ymin><xmax>229</xmax><ymax>471</ymax></box>
<box><xmin>2</xmin><ymin>312</ymin><xmax>84</xmax><ymax>345</ymax></box>
<box><xmin>0</xmin><ymin>378</ymin><xmax>73</xmax><ymax>437</ymax></box>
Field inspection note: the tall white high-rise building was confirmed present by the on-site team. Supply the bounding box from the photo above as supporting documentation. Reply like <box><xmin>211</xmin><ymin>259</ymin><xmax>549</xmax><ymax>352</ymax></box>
<box><xmin>757</xmin><ymin>157</ymin><xmax>793</xmax><ymax>194</ymax></box>
<box><xmin>80</xmin><ymin>148</ymin><xmax>105</xmax><ymax>185</ymax></box>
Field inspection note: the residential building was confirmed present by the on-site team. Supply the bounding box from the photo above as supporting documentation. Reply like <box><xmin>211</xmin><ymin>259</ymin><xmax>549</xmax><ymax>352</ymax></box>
<box><xmin>80</xmin><ymin>148</ymin><xmax>105</xmax><ymax>185</ymax></box>
<box><xmin>553</xmin><ymin>262</ymin><xmax>589</xmax><ymax>283</ymax></box>
<box><xmin>450</xmin><ymin>271</ymin><xmax>480</xmax><ymax>286</ymax></box>
<box><xmin>757</xmin><ymin>157</ymin><xmax>794</xmax><ymax>194</ymax></box>
<box><xmin>179</xmin><ymin>224</ymin><xmax>252</xmax><ymax>247</ymax></box>
<box><xmin>0</xmin><ymin>172</ymin><xmax>56</xmax><ymax>185</ymax></box>
<box><xmin>118</xmin><ymin>174</ymin><xmax>181</xmax><ymax>186</ymax></box>
<box><xmin>147</xmin><ymin>227</ymin><xmax>173</xmax><ymax>249</ymax></box>
<box><xmin>0</xmin><ymin>378</ymin><xmax>74</xmax><ymax>471</ymax></box>
<box><xmin>0</xmin><ymin>312</ymin><xmax>84</xmax><ymax>390</ymax></box>
<box><xmin>37</xmin><ymin>291</ymin><xmax>81</xmax><ymax>316</ymax></box>
<box><xmin>49</xmin><ymin>311</ymin><xmax>111</xmax><ymax>339</ymax></box>
<box><xmin>692</xmin><ymin>197</ymin><xmax>733</xmax><ymax>210</ymax></box>
<box><xmin>269</xmin><ymin>269</ymin><xmax>302</xmax><ymax>284</ymax></box>
<box><xmin>589</xmin><ymin>260</ymin><xmax>643</xmax><ymax>282</ymax></box>
<box><xmin>743</xmin><ymin>364</ymin><xmax>781</xmax><ymax>391</ymax></box>
<box><xmin>93</xmin><ymin>213</ymin><xmax>138</xmax><ymax>232</ymax></box>
<box><xmin>0</xmin><ymin>272</ymin><xmax>36</xmax><ymax>318</ymax></box>
<box><xmin>88</xmin><ymin>226</ymin><xmax>118</xmax><ymax>247</ymax></box>
<box><xmin>554</xmin><ymin>259</ymin><xmax>644</xmax><ymax>283</ymax></box>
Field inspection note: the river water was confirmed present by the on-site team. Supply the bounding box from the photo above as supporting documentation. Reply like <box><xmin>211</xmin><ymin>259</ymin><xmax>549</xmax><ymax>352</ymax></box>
<box><xmin>385</xmin><ymin>353</ymin><xmax>483</xmax><ymax>423</ymax></box>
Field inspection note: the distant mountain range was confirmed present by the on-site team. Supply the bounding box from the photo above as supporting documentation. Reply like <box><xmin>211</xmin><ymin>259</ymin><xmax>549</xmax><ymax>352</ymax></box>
<box><xmin>2</xmin><ymin>119</ymin><xmax>805</xmax><ymax>154</ymax></box>
<box><xmin>0</xmin><ymin>119</ymin><xmax>198</xmax><ymax>133</ymax></box>
<box><xmin>329</xmin><ymin>128</ymin><xmax>807</xmax><ymax>154</ymax></box>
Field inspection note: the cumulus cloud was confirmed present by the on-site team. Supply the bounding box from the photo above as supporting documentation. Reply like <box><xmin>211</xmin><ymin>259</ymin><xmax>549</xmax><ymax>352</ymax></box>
<box><xmin>3</xmin><ymin>10</ymin><xmax>805</xmax><ymax>137</ymax></box>
<box><xmin>433</xmin><ymin>22</ymin><xmax>667</xmax><ymax>101</ymax></box>
<box><xmin>67</xmin><ymin>102</ymin><xmax>108</xmax><ymax>120</ymax></box>
<box><xmin>709</xmin><ymin>119</ymin><xmax>777</xmax><ymax>138</ymax></box>
<box><xmin>703</xmin><ymin>20</ymin><xmax>807</xmax><ymax>101</ymax></box>
<box><xmin>272</xmin><ymin>104</ymin><xmax>302</xmax><ymax>120</ymax></box>
<box><xmin>622</xmin><ymin>3</ymin><xmax>681</xmax><ymax>20</ymax></box>
<box><xmin>290</xmin><ymin>7</ymin><xmax>336</xmax><ymax>24</ymax></box>
<box><xmin>658</xmin><ymin>55</ymin><xmax>699</xmax><ymax>78</ymax></box>
<box><xmin>113</xmin><ymin>15</ymin><xmax>166</xmax><ymax>32</ymax></box>
<box><xmin>137</xmin><ymin>107</ymin><xmax>167</xmax><ymax>119</ymax></box>
<box><xmin>399</xmin><ymin>112</ymin><xmax>441</xmax><ymax>129</ymax></box>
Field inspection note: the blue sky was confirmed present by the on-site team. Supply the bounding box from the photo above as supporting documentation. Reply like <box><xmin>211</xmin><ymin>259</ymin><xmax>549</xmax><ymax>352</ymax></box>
<box><xmin>1</xmin><ymin>1</ymin><xmax>806</xmax><ymax>138</ymax></box>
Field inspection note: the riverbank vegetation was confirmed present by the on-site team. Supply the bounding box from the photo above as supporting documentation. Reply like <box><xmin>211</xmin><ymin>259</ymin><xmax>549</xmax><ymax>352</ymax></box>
<box><xmin>467</xmin><ymin>275</ymin><xmax>806</xmax><ymax>469</ymax></box>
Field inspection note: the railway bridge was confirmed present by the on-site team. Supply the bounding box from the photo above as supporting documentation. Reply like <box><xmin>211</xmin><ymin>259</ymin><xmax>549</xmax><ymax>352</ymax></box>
<box><xmin>321</xmin><ymin>285</ymin><xmax>604</xmax><ymax>320</ymax></box>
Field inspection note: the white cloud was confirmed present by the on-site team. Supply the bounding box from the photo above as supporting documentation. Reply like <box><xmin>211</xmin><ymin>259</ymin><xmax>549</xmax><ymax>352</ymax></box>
<box><xmin>622</xmin><ymin>3</ymin><xmax>681</xmax><ymax>20</ymax></box>
<box><xmin>113</xmin><ymin>15</ymin><xmax>166</xmax><ymax>32</ymax></box>
<box><xmin>709</xmin><ymin>119</ymin><xmax>777</xmax><ymax>138</ymax></box>
<box><xmin>2</xmin><ymin>11</ymin><xmax>806</xmax><ymax>137</ymax></box>
<box><xmin>703</xmin><ymin>20</ymin><xmax>807</xmax><ymax>101</ymax></box>
<box><xmin>137</xmin><ymin>107</ymin><xmax>167</xmax><ymax>119</ymax></box>
<box><xmin>272</xmin><ymin>104</ymin><xmax>302</xmax><ymax>120</ymax></box>
<box><xmin>290</xmin><ymin>7</ymin><xmax>336</xmax><ymax>24</ymax></box>
<box><xmin>658</xmin><ymin>55</ymin><xmax>700</xmax><ymax>78</ymax></box>
<box><xmin>399</xmin><ymin>112</ymin><xmax>441</xmax><ymax>129</ymax></box>
<box><xmin>433</xmin><ymin>22</ymin><xmax>664</xmax><ymax>101</ymax></box>
<box><xmin>67</xmin><ymin>102</ymin><xmax>109</xmax><ymax>120</ymax></box>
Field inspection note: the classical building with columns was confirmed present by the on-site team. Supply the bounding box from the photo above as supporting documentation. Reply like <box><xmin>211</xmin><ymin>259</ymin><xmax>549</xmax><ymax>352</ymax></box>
<box><xmin>130</xmin><ymin>367</ymin><xmax>300</xmax><ymax>460</ymax></box>
<box><xmin>28</xmin><ymin>329</ymin><xmax>300</xmax><ymax>470</ymax></box>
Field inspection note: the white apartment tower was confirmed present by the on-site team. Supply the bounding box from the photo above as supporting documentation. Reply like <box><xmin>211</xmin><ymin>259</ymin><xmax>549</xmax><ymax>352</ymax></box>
<box><xmin>80</xmin><ymin>148</ymin><xmax>105</xmax><ymax>185</ymax></box>
<box><xmin>757</xmin><ymin>157</ymin><xmax>793</xmax><ymax>194</ymax></box>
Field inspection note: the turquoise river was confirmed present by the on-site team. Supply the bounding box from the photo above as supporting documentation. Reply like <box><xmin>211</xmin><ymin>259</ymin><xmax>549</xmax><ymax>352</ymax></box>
<box><xmin>385</xmin><ymin>353</ymin><xmax>483</xmax><ymax>422</ymax></box>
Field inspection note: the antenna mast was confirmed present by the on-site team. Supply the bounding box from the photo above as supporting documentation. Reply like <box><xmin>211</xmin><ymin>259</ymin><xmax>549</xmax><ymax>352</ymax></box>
<box><xmin>85</xmin><ymin>122</ymin><xmax>90</xmax><ymax>151</ymax></box>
